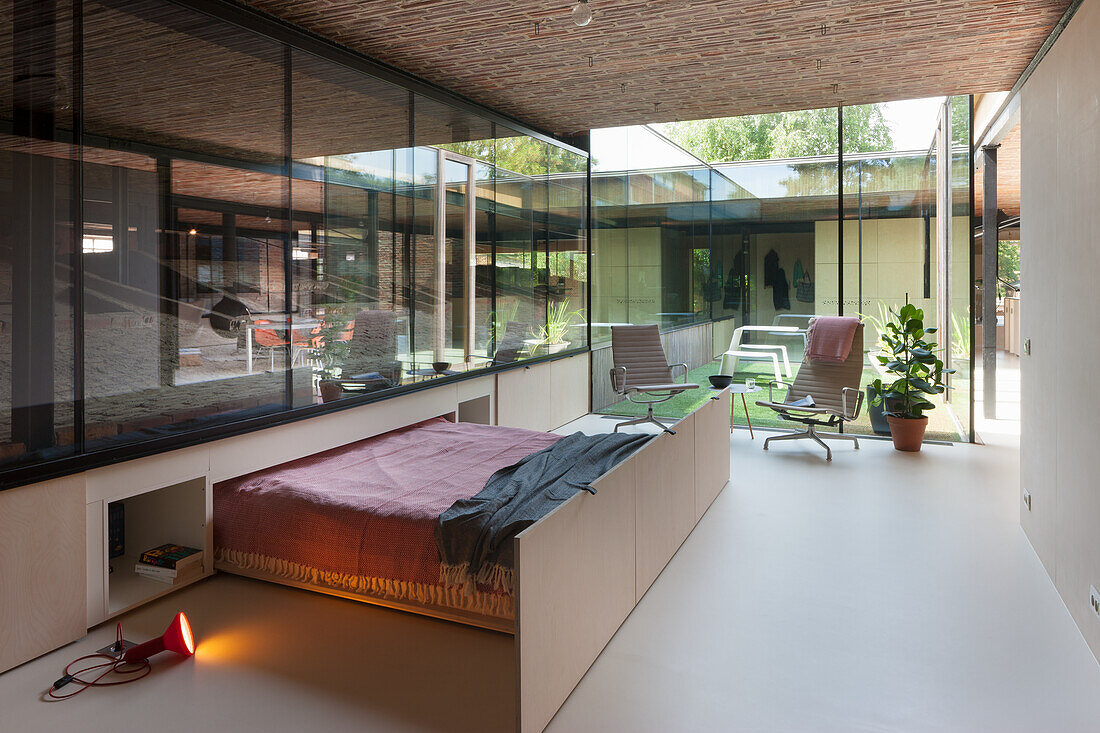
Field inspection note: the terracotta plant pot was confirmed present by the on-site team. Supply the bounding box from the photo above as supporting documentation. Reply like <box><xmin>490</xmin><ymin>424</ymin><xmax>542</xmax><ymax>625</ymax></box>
<box><xmin>319</xmin><ymin>380</ymin><xmax>343</xmax><ymax>403</ymax></box>
<box><xmin>887</xmin><ymin>415</ymin><xmax>927</xmax><ymax>452</ymax></box>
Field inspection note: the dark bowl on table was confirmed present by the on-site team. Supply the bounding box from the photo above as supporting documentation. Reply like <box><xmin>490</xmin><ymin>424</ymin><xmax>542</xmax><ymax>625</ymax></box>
<box><xmin>708</xmin><ymin>375</ymin><xmax>733</xmax><ymax>389</ymax></box>
<box><xmin>432</xmin><ymin>361</ymin><xmax>451</xmax><ymax>374</ymax></box>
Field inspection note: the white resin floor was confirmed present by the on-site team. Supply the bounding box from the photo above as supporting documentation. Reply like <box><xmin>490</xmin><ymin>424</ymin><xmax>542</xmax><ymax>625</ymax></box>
<box><xmin>3</xmin><ymin>418</ymin><xmax>1099</xmax><ymax>733</ymax></box>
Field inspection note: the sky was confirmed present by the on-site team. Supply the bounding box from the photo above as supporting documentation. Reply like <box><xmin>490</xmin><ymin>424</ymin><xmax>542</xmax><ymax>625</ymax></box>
<box><xmin>879</xmin><ymin>96</ymin><xmax>946</xmax><ymax>150</ymax></box>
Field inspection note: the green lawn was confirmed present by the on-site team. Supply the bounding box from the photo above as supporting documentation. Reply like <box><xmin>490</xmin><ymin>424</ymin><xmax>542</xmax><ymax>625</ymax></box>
<box><xmin>598</xmin><ymin>354</ymin><xmax>967</xmax><ymax>443</ymax></box>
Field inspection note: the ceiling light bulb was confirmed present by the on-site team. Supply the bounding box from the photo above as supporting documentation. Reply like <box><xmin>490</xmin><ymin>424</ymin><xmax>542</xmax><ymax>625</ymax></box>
<box><xmin>571</xmin><ymin>0</ymin><xmax>592</xmax><ymax>27</ymax></box>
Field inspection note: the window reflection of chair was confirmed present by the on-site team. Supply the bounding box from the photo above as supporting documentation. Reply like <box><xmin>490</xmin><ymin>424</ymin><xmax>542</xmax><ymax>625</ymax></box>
<box><xmin>720</xmin><ymin>325</ymin><xmax>801</xmax><ymax>382</ymax></box>
<box><xmin>252</xmin><ymin>319</ymin><xmax>291</xmax><ymax>372</ymax></box>
<box><xmin>466</xmin><ymin>321</ymin><xmax>529</xmax><ymax>369</ymax></box>
<box><xmin>290</xmin><ymin>324</ymin><xmax>323</xmax><ymax>367</ymax></box>
<box><xmin>491</xmin><ymin>321</ymin><xmax>528</xmax><ymax>366</ymax></box>
<box><xmin>337</xmin><ymin>310</ymin><xmax>403</xmax><ymax>394</ymax></box>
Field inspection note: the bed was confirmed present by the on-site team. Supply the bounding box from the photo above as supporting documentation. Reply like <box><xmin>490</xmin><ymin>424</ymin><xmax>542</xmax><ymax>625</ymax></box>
<box><xmin>214</xmin><ymin>417</ymin><xmax>561</xmax><ymax>631</ymax></box>
<box><xmin>213</xmin><ymin>393</ymin><xmax>732</xmax><ymax>732</ymax></box>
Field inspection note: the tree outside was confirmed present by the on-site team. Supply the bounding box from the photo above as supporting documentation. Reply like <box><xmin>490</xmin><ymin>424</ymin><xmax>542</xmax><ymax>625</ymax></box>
<box><xmin>658</xmin><ymin>105</ymin><xmax>894</xmax><ymax>163</ymax></box>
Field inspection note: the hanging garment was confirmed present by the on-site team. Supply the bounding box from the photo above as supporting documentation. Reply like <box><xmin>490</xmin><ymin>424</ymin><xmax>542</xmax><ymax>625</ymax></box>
<box><xmin>763</xmin><ymin>249</ymin><xmax>779</xmax><ymax>288</ymax></box>
<box><xmin>773</xmin><ymin>267</ymin><xmax>791</xmax><ymax>311</ymax></box>
<box><xmin>793</xmin><ymin>259</ymin><xmax>815</xmax><ymax>303</ymax></box>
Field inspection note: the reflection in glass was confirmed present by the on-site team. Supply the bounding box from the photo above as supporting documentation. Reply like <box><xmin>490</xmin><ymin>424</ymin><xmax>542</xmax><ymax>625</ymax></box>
<box><xmin>0</xmin><ymin>0</ymin><xmax>589</xmax><ymax>471</ymax></box>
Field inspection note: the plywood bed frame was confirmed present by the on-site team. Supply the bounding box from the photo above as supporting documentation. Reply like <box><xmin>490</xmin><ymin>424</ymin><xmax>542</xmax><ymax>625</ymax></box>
<box><xmin>216</xmin><ymin>392</ymin><xmax>732</xmax><ymax>732</ymax></box>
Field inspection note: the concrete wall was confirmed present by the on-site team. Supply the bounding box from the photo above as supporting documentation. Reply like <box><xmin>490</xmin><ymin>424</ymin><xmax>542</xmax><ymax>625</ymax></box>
<box><xmin>1020</xmin><ymin>0</ymin><xmax>1100</xmax><ymax>664</ymax></box>
<box><xmin>815</xmin><ymin>215</ymin><xmax>969</xmax><ymax>345</ymax></box>
<box><xmin>591</xmin><ymin>226</ymin><xmax>663</xmax><ymax>331</ymax></box>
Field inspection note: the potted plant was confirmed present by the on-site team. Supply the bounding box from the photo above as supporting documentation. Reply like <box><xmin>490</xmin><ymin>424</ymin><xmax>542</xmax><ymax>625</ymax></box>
<box><xmin>868</xmin><ymin>303</ymin><xmax>954</xmax><ymax>452</ymax></box>
<box><xmin>311</xmin><ymin>308</ymin><xmax>352</xmax><ymax>403</ymax></box>
<box><xmin>532</xmin><ymin>300</ymin><xmax>582</xmax><ymax>355</ymax></box>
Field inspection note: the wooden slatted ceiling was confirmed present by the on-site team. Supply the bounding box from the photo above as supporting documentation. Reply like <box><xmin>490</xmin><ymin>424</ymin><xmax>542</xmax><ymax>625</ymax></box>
<box><xmin>242</xmin><ymin>0</ymin><xmax>1071</xmax><ymax>135</ymax></box>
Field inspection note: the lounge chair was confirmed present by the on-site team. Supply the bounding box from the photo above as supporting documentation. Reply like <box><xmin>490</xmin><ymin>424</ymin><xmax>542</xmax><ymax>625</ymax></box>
<box><xmin>609</xmin><ymin>324</ymin><xmax>699</xmax><ymax>434</ymax></box>
<box><xmin>336</xmin><ymin>309</ymin><xmax>403</xmax><ymax>394</ymax></box>
<box><xmin>756</xmin><ymin>320</ymin><xmax>865</xmax><ymax>461</ymax></box>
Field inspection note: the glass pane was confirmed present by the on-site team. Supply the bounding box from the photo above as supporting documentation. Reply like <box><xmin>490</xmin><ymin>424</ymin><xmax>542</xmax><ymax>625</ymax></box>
<box><xmin>948</xmin><ymin>95</ymin><xmax>972</xmax><ymax>441</ymax></box>
<box><xmin>495</xmin><ymin>129</ymin><xmax>548</xmax><ymax>363</ymax></box>
<box><xmin>81</xmin><ymin>0</ymin><xmax>289</xmax><ymax>449</ymax></box>
<box><xmin>291</xmin><ymin>48</ymin><xmax>411</xmax><ymax>403</ymax></box>
<box><xmin>0</xmin><ymin>0</ymin><xmax>78</xmax><ymax>465</ymax></box>
<box><xmin>548</xmin><ymin>148</ymin><xmax>588</xmax><ymax>352</ymax></box>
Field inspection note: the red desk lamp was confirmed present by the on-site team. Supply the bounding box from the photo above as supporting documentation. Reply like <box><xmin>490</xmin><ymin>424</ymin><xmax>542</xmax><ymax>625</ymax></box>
<box><xmin>122</xmin><ymin>612</ymin><xmax>195</xmax><ymax>662</ymax></box>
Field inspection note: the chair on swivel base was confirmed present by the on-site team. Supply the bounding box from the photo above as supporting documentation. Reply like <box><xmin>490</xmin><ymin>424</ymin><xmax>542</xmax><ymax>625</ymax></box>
<box><xmin>609</xmin><ymin>325</ymin><xmax>699</xmax><ymax>434</ymax></box>
<box><xmin>756</xmin><ymin>320</ymin><xmax>865</xmax><ymax>461</ymax></box>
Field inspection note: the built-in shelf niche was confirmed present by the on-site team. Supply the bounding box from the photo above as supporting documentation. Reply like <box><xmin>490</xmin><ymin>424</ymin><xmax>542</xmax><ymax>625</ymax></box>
<box><xmin>458</xmin><ymin>395</ymin><xmax>492</xmax><ymax>425</ymax></box>
<box><xmin>106</xmin><ymin>476</ymin><xmax>207</xmax><ymax>617</ymax></box>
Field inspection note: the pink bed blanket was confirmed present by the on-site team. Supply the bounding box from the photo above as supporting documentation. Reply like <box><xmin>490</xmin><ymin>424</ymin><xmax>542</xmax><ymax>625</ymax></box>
<box><xmin>213</xmin><ymin>418</ymin><xmax>561</xmax><ymax>590</ymax></box>
<box><xmin>805</xmin><ymin>316</ymin><xmax>861</xmax><ymax>362</ymax></box>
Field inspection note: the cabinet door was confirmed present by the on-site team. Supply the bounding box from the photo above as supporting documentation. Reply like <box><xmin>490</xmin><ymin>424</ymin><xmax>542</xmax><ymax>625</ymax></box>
<box><xmin>496</xmin><ymin>362</ymin><xmax>553</xmax><ymax>432</ymax></box>
<box><xmin>0</xmin><ymin>477</ymin><xmax>86</xmax><ymax>673</ymax></box>
<box><xmin>550</xmin><ymin>354</ymin><xmax>590</xmax><ymax>429</ymax></box>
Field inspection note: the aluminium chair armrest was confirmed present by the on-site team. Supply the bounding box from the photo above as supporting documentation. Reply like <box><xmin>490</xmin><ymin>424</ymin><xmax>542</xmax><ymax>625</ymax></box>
<box><xmin>841</xmin><ymin>387</ymin><xmax>865</xmax><ymax>421</ymax></box>
<box><xmin>767</xmin><ymin>380</ymin><xmax>792</xmax><ymax>402</ymax></box>
<box><xmin>670</xmin><ymin>363</ymin><xmax>689</xmax><ymax>382</ymax></box>
<box><xmin>610</xmin><ymin>365</ymin><xmax>628</xmax><ymax>395</ymax></box>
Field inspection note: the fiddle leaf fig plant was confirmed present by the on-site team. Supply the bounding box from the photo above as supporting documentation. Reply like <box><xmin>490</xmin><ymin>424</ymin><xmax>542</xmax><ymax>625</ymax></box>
<box><xmin>868</xmin><ymin>304</ymin><xmax>955</xmax><ymax>419</ymax></box>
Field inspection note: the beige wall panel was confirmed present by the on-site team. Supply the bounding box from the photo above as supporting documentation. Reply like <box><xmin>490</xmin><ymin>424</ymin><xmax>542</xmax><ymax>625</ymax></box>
<box><xmin>635</xmin><ymin>414</ymin><xmax>697</xmax><ymax>600</ymax></box>
<box><xmin>876</xmin><ymin>218</ymin><xmax>925</xmax><ymax>264</ymax></box>
<box><xmin>1020</xmin><ymin>0</ymin><xmax>1100</xmax><ymax>664</ymax></box>
<box><xmin>496</xmin><ymin>362</ymin><xmax>553</xmax><ymax>432</ymax></box>
<box><xmin>694</xmin><ymin>393</ymin><xmax>732</xmax><ymax>521</ymax></box>
<box><xmin>0</xmin><ymin>477</ymin><xmax>87</xmax><ymax>673</ymax></box>
<box><xmin>515</xmin><ymin>458</ymin><xmax>637</xmax><ymax>733</ymax></box>
<box><xmin>550</xmin><ymin>354</ymin><xmax>591</xmax><ymax>429</ymax></box>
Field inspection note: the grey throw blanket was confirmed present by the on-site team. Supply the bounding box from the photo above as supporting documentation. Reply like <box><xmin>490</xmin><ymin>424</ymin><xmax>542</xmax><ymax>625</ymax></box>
<box><xmin>435</xmin><ymin>431</ymin><xmax>653</xmax><ymax>593</ymax></box>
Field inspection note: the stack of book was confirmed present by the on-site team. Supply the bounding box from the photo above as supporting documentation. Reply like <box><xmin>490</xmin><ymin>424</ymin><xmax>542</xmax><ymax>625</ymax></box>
<box><xmin>134</xmin><ymin>543</ymin><xmax>203</xmax><ymax>586</ymax></box>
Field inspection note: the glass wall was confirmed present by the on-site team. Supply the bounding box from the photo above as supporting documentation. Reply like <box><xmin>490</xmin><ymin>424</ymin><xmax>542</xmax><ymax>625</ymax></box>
<box><xmin>0</xmin><ymin>0</ymin><xmax>588</xmax><ymax>474</ymax></box>
<box><xmin>591</xmin><ymin>101</ymin><xmax>973</xmax><ymax>441</ymax></box>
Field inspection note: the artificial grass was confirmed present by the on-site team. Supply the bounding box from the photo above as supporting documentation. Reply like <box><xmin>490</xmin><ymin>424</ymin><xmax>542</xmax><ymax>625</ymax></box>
<box><xmin>597</xmin><ymin>355</ymin><xmax>967</xmax><ymax>443</ymax></box>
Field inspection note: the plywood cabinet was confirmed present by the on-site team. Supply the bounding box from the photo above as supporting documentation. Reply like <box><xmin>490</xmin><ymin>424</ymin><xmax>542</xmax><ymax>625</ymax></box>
<box><xmin>497</xmin><ymin>353</ymin><xmax>591</xmax><ymax>432</ymax></box>
<box><xmin>496</xmin><ymin>362</ymin><xmax>554</xmax><ymax>431</ymax></box>
<box><xmin>0</xmin><ymin>476</ymin><xmax>87</xmax><ymax>674</ymax></box>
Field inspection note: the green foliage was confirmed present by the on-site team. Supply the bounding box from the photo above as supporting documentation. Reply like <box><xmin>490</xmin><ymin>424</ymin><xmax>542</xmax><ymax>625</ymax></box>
<box><xmin>998</xmin><ymin>240</ymin><xmax>1020</xmax><ymax>296</ymax></box>
<box><xmin>311</xmin><ymin>307</ymin><xmax>353</xmax><ymax>380</ymax></box>
<box><xmin>437</xmin><ymin>136</ymin><xmax>585</xmax><ymax>176</ymax></box>
<box><xmin>660</xmin><ymin>105</ymin><xmax>894</xmax><ymax>163</ymax></box>
<box><xmin>693</xmin><ymin>248</ymin><xmax>723</xmax><ymax>306</ymax></box>
<box><xmin>532</xmin><ymin>300</ymin><xmax>582</xmax><ymax>346</ymax></box>
<box><xmin>950</xmin><ymin>311</ymin><xmax>971</xmax><ymax>360</ymax></box>
<box><xmin>868</xmin><ymin>304</ymin><xmax>955</xmax><ymax>420</ymax></box>
<box><xmin>488</xmin><ymin>300</ymin><xmax>520</xmax><ymax>352</ymax></box>
<box><xmin>857</xmin><ymin>302</ymin><xmax>891</xmax><ymax>346</ymax></box>
<box><xmin>950</xmin><ymin>96</ymin><xmax>970</xmax><ymax>148</ymax></box>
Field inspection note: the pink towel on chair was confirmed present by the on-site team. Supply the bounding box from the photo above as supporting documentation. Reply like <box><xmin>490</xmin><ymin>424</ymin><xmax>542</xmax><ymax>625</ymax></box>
<box><xmin>806</xmin><ymin>316</ymin><xmax>860</xmax><ymax>362</ymax></box>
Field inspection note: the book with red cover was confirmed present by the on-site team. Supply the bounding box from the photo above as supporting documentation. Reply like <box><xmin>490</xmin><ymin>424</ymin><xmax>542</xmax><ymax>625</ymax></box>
<box><xmin>139</xmin><ymin>543</ymin><xmax>201</xmax><ymax>569</ymax></box>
